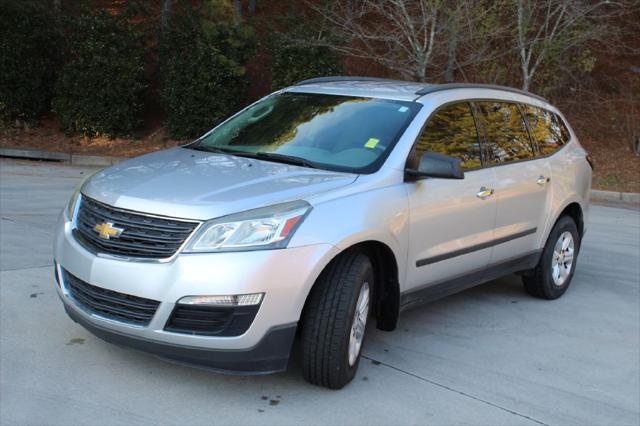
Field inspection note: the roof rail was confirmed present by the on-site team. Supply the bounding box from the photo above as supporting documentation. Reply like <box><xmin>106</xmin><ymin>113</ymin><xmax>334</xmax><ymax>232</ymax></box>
<box><xmin>414</xmin><ymin>83</ymin><xmax>547</xmax><ymax>102</ymax></box>
<box><xmin>295</xmin><ymin>76</ymin><xmax>548</xmax><ymax>103</ymax></box>
<box><xmin>296</xmin><ymin>76</ymin><xmax>408</xmax><ymax>86</ymax></box>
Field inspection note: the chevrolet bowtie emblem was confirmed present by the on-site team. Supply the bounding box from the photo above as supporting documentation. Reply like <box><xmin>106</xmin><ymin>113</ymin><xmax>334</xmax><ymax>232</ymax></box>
<box><xmin>93</xmin><ymin>222</ymin><xmax>124</xmax><ymax>240</ymax></box>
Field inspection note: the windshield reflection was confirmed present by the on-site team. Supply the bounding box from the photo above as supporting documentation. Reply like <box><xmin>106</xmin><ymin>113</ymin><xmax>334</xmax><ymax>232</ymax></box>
<box><xmin>190</xmin><ymin>92</ymin><xmax>420</xmax><ymax>173</ymax></box>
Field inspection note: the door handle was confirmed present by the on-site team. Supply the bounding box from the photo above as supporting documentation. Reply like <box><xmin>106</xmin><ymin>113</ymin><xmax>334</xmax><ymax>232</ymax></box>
<box><xmin>476</xmin><ymin>187</ymin><xmax>494</xmax><ymax>200</ymax></box>
<box><xmin>537</xmin><ymin>175</ymin><xmax>550</xmax><ymax>186</ymax></box>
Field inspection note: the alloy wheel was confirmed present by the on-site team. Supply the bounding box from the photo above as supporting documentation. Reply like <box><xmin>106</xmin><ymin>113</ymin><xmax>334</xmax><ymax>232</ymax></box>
<box><xmin>551</xmin><ymin>231</ymin><xmax>574</xmax><ymax>286</ymax></box>
<box><xmin>348</xmin><ymin>282</ymin><xmax>370</xmax><ymax>367</ymax></box>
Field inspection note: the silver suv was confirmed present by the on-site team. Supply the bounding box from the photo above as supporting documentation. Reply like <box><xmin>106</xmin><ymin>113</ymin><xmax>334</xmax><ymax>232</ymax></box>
<box><xmin>54</xmin><ymin>77</ymin><xmax>592</xmax><ymax>389</ymax></box>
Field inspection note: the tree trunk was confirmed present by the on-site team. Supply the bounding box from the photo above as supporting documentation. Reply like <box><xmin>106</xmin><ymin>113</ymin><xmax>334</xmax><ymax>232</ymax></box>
<box><xmin>415</xmin><ymin>56</ymin><xmax>427</xmax><ymax>82</ymax></box>
<box><xmin>233</xmin><ymin>0</ymin><xmax>243</xmax><ymax>27</ymax></box>
<box><xmin>444</xmin><ymin>33</ymin><xmax>458</xmax><ymax>83</ymax></box>
<box><xmin>53</xmin><ymin>0</ymin><xmax>61</xmax><ymax>12</ymax></box>
<box><xmin>249</xmin><ymin>0</ymin><xmax>256</xmax><ymax>14</ymax></box>
<box><xmin>161</xmin><ymin>0</ymin><xmax>172</xmax><ymax>30</ymax></box>
<box><xmin>516</xmin><ymin>0</ymin><xmax>530</xmax><ymax>91</ymax></box>
<box><xmin>522</xmin><ymin>70</ymin><xmax>531</xmax><ymax>91</ymax></box>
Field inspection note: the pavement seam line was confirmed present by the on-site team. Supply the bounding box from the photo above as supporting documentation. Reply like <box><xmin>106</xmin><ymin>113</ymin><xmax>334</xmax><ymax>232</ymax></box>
<box><xmin>362</xmin><ymin>355</ymin><xmax>550</xmax><ymax>426</ymax></box>
<box><xmin>1</xmin><ymin>264</ymin><xmax>53</xmax><ymax>272</ymax></box>
<box><xmin>1</xmin><ymin>216</ymin><xmax>54</xmax><ymax>235</ymax></box>
<box><xmin>0</xmin><ymin>171</ymin><xmax>86</xmax><ymax>179</ymax></box>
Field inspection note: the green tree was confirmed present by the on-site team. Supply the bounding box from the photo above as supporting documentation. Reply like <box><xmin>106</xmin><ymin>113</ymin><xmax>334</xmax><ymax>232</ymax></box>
<box><xmin>265</xmin><ymin>1</ymin><xmax>344</xmax><ymax>89</ymax></box>
<box><xmin>53</xmin><ymin>12</ymin><xmax>147</xmax><ymax>137</ymax></box>
<box><xmin>270</xmin><ymin>30</ymin><xmax>344</xmax><ymax>89</ymax></box>
<box><xmin>159</xmin><ymin>3</ymin><xmax>255</xmax><ymax>139</ymax></box>
<box><xmin>0</xmin><ymin>0</ymin><xmax>62</xmax><ymax>124</ymax></box>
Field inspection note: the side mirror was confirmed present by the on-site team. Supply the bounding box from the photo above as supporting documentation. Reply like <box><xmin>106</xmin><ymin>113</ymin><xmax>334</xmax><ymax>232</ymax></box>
<box><xmin>405</xmin><ymin>152</ymin><xmax>465</xmax><ymax>180</ymax></box>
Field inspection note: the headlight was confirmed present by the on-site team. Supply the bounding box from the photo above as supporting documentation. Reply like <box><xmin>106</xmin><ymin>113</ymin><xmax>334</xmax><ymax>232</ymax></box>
<box><xmin>184</xmin><ymin>200</ymin><xmax>311</xmax><ymax>253</ymax></box>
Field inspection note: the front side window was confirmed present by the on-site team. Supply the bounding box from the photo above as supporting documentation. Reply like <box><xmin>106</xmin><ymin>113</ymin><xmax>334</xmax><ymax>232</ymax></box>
<box><xmin>475</xmin><ymin>101</ymin><xmax>534</xmax><ymax>164</ymax></box>
<box><xmin>189</xmin><ymin>92</ymin><xmax>421</xmax><ymax>173</ymax></box>
<box><xmin>415</xmin><ymin>102</ymin><xmax>482</xmax><ymax>170</ymax></box>
<box><xmin>521</xmin><ymin>105</ymin><xmax>568</xmax><ymax>156</ymax></box>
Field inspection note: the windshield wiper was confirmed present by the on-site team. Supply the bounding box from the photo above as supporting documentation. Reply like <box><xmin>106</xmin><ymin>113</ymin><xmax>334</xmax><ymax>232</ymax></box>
<box><xmin>227</xmin><ymin>151</ymin><xmax>320</xmax><ymax>169</ymax></box>
<box><xmin>254</xmin><ymin>152</ymin><xmax>321</xmax><ymax>169</ymax></box>
<box><xmin>188</xmin><ymin>145</ymin><xmax>235</xmax><ymax>155</ymax></box>
<box><xmin>189</xmin><ymin>146</ymin><xmax>321</xmax><ymax>169</ymax></box>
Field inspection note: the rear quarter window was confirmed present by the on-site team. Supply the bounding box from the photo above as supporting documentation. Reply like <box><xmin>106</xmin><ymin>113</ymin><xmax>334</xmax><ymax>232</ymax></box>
<box><xmin>521</xmin><ymin>105</ymin><xmax>569</xmax><ymax>156</ymax></box>
<box><xmin>555</xmin><ymin>113</ymin><xmax>571</xmax><ymax>145</ymax></box>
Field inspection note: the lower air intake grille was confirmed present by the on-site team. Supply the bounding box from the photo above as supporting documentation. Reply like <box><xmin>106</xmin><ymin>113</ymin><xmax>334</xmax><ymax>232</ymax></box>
<box><xmin>63</xmin><ymin>269</ymin><xmax>160</xmax><ymax>326</ymax></box>
<box><xmin>164</xmin><ymin>304</ymin><xmax>259</xmax><ymax>337</ymax></box>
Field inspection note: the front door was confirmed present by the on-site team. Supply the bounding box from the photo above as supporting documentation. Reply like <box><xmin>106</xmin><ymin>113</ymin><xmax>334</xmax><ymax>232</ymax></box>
<box><xmin>404</xmin><ymin>102</ymin><xmax>497</xmax><ymax>303</ymax></box>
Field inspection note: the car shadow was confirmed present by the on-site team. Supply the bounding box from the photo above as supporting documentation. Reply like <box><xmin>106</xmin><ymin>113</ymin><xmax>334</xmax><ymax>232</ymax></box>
<box><xmin>96</xmin><ymin>274</ymin><xmax>529</xmax><ymax>390</ymax></box>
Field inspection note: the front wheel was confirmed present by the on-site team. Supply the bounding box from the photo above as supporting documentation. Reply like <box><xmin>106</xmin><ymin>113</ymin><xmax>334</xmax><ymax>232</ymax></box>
<box><xmin>523</xmin><ymin>215</ymin><xmax>580</xmax><ymax>299</ymax></box>
<box><xmin>301</xmin><ymin>251</ymin><xmax>373</xmax><ymax>389</ymax></box>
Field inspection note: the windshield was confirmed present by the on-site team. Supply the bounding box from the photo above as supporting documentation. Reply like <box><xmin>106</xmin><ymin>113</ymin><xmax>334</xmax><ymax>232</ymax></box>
<box><xmin>188</xmin><ymin>92</ymin><xmax>421</xmax><ymax>173</ymax></box>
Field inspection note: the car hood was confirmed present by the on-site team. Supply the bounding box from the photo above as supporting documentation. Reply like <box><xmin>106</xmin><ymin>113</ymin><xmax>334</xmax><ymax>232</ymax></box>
<box><xmin>82</xmin><ymin>147</ymin><xmax>358</xmax><ymax>220</ymax></box>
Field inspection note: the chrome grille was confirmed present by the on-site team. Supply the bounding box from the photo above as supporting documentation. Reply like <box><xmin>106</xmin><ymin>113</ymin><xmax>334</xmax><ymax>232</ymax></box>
<box><xmin>73</xmin><ymin>196</ymin><xmax>199</xmax><ymax>259</ymax></box>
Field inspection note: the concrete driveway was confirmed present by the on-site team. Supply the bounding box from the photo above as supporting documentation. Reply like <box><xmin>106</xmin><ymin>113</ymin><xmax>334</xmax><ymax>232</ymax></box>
<box><xmin>1</xmin><ymin>159</ymin><xmax>638</xmax><ymax>426</ymax></box>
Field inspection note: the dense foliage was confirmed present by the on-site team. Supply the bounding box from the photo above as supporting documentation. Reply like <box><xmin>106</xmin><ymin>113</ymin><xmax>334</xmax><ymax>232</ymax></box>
<box><xmin>0</xmin><ymin>0</ymin><xmax>635</xmax><ymax>172</ymax></box>
<box><xmin>270</xmin><ymin>35</ymin><xmax>344</xmax><ymax>90</ymax></box>
<box><xmin>160</xmin><ymin>10</ymin><xmax>255</xmax><ymax>139</ymax></box>
<box><xmin>0</xmin><ymin>0</ymin><xmax>61</xmax><ymax>124</ymax></box>
<box><xmin>271</xmin><ymin>45</ymin><xmax>344</xmax><ymax>89</ymax></box>
<box><xmin>266</xmin><ymin>3</ymin><xmax>344</xmax><ymax>90</ymax></box>
<box><xmin>53</xmin><ymin>12</ymin><xmax>147</xmax><ymax>137</ymax></box>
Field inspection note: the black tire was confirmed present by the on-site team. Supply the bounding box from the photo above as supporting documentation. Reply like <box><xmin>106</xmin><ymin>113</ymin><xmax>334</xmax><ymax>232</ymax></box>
<box><xmin>523</xmin><ymin>215</ymin><xmax>580</xmax><ymax>299</ymax></box>
<box><xmin>301</xmin><ymin>250</ymin><xmax>374</xmax><ymax>389</ymax></box>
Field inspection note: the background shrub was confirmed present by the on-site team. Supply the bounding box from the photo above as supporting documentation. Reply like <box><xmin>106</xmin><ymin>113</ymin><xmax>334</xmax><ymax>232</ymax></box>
<box><xmin>160</xmin><ymin>10</ymin><xmax>255</xmax><ymax>139</ymax></box>
<box><xmin>0</xmin><ymin>0</ymin><xmax>61</xmax><ymax>124</ymax></box>
<box><xmin>53</xmin><ymin>12</ymin><xmax>147</xmax><ymax>137</ymax></box>
<box><xmin>270</xmin><ymin>36</ymin><xmax>344</xmax><ymax>90</ymax></box>
<box><xmin>266</xmin><ymin>3</ymin><xmax>344</xmax><ymax>90</ymax></box>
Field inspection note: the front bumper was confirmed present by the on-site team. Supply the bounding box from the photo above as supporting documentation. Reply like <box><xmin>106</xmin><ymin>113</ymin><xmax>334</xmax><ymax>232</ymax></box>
<box><xmin>63</xmin><ymin>304</ymin><xmax>297</xmax><ymax>374</ymax></box>
<box><xmin>54</xmin><ymin>212</ymin><xmax>338</xmax><ymax>374</ymax></box>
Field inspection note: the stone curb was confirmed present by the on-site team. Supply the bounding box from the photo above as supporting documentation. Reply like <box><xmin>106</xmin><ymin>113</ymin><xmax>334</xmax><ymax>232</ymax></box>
<box><xmin>0</xmin><ymin>147</ymin><xmax>125</xmax><ymax>167</ymax></box>
<box><xmin>2</xmin><ymin>147</ymin><xmax>639</xmax><ymax>203</ymax></box>
<box><xmin>591</xmin><ymin>189</ymin><xmax>640</xmax><ymax>204</ymax></box>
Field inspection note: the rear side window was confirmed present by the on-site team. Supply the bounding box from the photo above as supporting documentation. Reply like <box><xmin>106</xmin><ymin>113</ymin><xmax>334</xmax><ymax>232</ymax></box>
<box><xmin>475</xmin><ymin>101</ymin><xmax>534</xmax><ymax>164</ymax></box>
<box><xmin>521</xmin><ymin>105</ymin><xmax>569</xmax><ymax>156</ymax></box>
<box><xmin>556</xmin><ymin>114</ymin><xmax>571</xmax><ymax>144</ymax></box>
<box><xmin>415</xmin><ymin>102</ymin><xmax>482</xmax><ymax>170</ymax></box>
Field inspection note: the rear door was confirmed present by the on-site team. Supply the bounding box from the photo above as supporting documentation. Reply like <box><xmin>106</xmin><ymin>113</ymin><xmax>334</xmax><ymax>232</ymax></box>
<box><xmin>474</xmin><ymin>101</ymin><xmax>552</xmax><ymax>264</ymax></box>
<box><xmin>405</xmin><ymin>102</ymin><xmax>497</xmax><ymax>296</ymax></box>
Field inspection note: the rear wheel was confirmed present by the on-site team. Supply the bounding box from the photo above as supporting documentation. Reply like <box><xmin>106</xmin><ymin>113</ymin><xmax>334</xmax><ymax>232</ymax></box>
<box><xmin>523</xmin><ymin>215</ymin><xmax>580</xmax><ymax>299</ymax></box>
<box><xmin>301</xmin><ymin>250</ymin><xmax>373</xmax><ymax>389</ymax></box>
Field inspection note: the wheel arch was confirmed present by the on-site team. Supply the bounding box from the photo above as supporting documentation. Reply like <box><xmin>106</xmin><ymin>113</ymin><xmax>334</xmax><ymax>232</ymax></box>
<box><xmin>541</xmin><ymin>200</ymin><xmax>585</xmax><ymax>249</ymax></box>
<box><xmin>352</xmin><ymin>240</ymin><xmax>401</xmax><ymax>331</ymax></box>
<box><xmin>559</xmin><ymin>202</ymin><xmax>585</xmax><ymax>238</ymax></box>
<box><xmin>300</xmin><ymin>239</ymin><xmax>401</xmax><ymax>332</ymax></box>
<box><xmin>538</xmin><ymin>194</ymin><xmax>588</xmax><ymax>248</ymax></box>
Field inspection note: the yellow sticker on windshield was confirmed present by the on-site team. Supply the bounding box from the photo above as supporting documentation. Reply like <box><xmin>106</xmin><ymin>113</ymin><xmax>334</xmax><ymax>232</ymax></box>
<box><xmin>365</xmin><ymin>138</ymin><xmax>379</xmax><ymax>149</ymax></box>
